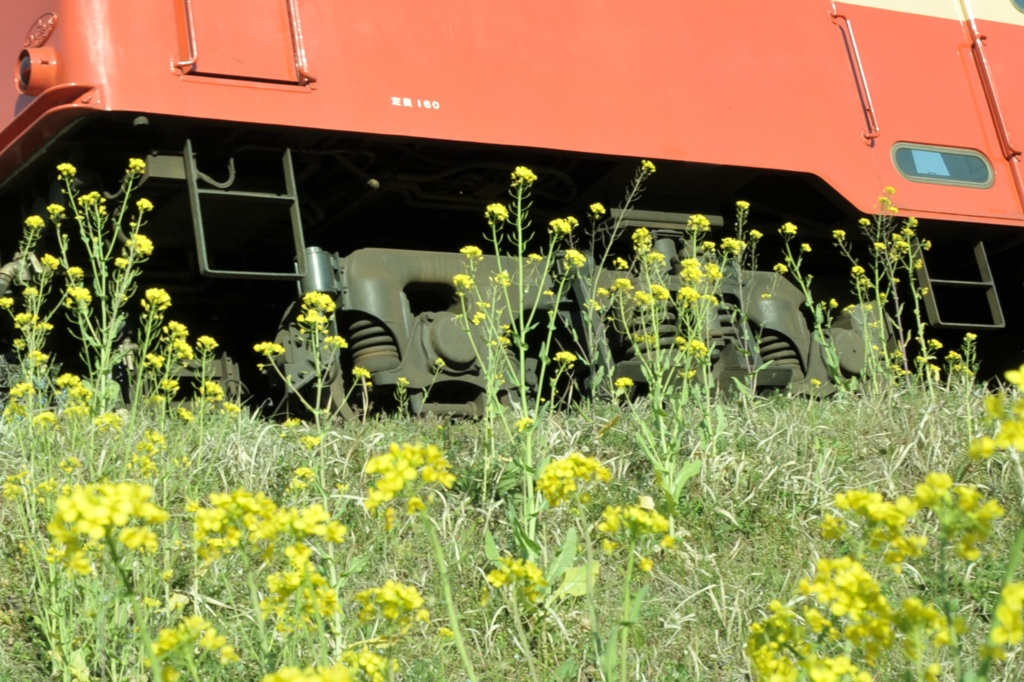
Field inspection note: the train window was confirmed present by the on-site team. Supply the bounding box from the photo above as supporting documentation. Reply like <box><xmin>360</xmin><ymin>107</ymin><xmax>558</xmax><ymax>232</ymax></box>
<box><xmin>1013</xmin><ymin>0</ymin><xmax>1024</xmax><ymax>13</ymax></box>
<box><xmin>892</xmin><ymin>143</ymin><xmax>994</xmax><ymax>188</ymax></box>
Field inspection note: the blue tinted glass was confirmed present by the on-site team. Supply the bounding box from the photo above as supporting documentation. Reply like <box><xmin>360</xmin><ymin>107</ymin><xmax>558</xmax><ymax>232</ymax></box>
<box><xmin>1013</xmin><ymin>0</ymin><xmax>1024</xmax><ymax>13</ymax></box>
<box><xmin>893</xmin><ymin>145</ymin><xmax>992</xmax><ymax>187</ymax></box>
<box><xmin>911</xmin><ymin>150</ymin><xmax>950</xmax><ymax>177</ymax></box>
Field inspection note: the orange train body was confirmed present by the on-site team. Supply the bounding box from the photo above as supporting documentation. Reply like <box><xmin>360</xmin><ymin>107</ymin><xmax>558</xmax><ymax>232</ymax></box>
<box><xmin>2</xmin><ymin>0</ymin><xmax>1024</xmax><ymax>223</ymax></box>
<box><xmin>2</xmin><ymin>0</ymin><xmax>1024</xmax><ymax>391</ymax></box>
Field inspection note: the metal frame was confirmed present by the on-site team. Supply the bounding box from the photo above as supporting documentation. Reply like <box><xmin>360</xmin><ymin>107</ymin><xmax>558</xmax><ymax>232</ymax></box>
<box><xmin>958</xmin><ymin>0</ymin><xmax>1024</xmax><ymax>210</ymax></box>
<box><xmin>184</xmin><ymin>139</ymin><xmax>307</xmax><ymax>280</ymax></box>
<box><xmin>891</xmin><ymin>142</ymin><xmax>995</xmax><ymax>189</ymax></box>
<box><xmin>175</xmin><ymin>0</ymin><xmax>314</xmax><ymax>84</ymax></box>
<box><xmin>916</xmin><ymin>240</ymin><xmax>1004</xmax><ymax>329</ymax></box>
<box><xmin>830</xmin><ymin>6</ymin><xmax>881</xmax><ymax>144</ymax></box>
<box><xmin>174</xmin><ymin>0</ymin><xmax>199</xmax><ymax>73</ymax></box>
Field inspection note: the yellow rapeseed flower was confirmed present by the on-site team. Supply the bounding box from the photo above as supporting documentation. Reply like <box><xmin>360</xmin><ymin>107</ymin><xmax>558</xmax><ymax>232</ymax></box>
<box><xmin>452</xmin><ymin>273</ymin><xmax>475</xmax><ymax>291</ymax></box>
<box><xmin>48</xmin><ymin>482</ymin><xmax>169</xmax><ymax>574</ymax></box>
<box><xmin>363</xmin><ymin>443</ymin><xmax>456</xmax><ymax>511</ymax></box>
<box><xmin>142</xmin><ymin>288</ymin><xmax>171</xmax><ymax>312</ymax></box>
<box><xmin>356</xmin><ymin>580</ymin><xmax>428</xmax><ymax>632</ymax></box>
<box><xmin>554</xmin><ymin>350</ymin><xmax>577</xmax><ymax>367</ymax></box>
<box><xmin>564</xmin><ymin>249</ymin><xmax>586</xmax><ymax>268</ymax></box>
<box><xmin>549</xmin><ymin>216</ymin><xmax>578</xmax><ymax>236</ymax></box>
<box><xmin>511</xmin><ymin>166</ymin><xmax>538</xmax><ymax>187</ymax></box>
<box><xmin>632</xmin><ymin>227</ymin><xmax>653</xmax><ymax>255</ymax></box>
<box><xmin>196</xmin><ymin>335</ymin><xmax>219</xmax><ymax>352</ymax></box>
<box><xmin>125</xmin><ymin>234</ymin><xmax>154</xmax><ymax>257</ymax></box>
<box><xmin>485</xmin><ymin>203</ymin><xmax>510</xmax><ymax>223</ymax></box>
<box><xmin>262</xmin><ymin>663</ymin><xmax>355</xmax><ymax>682</ymax></box>
<box><xmin>486</xmin><ymin>556</ymin><xmax>548</xmax><ymax>604</ymax></box>
<box><xmin>254</xmin><ymin>341</ymin><xmax>286</xmax><ymax>357</ymax></box>
<box><xmin>537</xmin><ymin>452</ymin><xmax>612</xmax><ymax>506</ymax></box>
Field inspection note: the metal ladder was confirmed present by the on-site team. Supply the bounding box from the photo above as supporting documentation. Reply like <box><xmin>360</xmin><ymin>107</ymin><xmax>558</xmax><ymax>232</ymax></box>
<box><xmin>915</xmin><ymin>240</ymin><xmax>1004</xmax><ymax>329</ymax></box>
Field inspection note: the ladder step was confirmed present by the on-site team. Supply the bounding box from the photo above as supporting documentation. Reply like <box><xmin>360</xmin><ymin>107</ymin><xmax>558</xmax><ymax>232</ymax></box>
<box><xmin>915</xmin><ymin>239</ymin><xmax>1004</xmax><ymax>330</ymax></box>
<box><xmin>927</xmin><ymin>279</ymin><xmax>995</xmax><ymax>289</ymax></box>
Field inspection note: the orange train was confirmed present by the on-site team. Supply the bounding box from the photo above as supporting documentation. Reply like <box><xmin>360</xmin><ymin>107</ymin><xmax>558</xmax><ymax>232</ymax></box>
<box><xmin>1</xmin><ymin>0</ymin><xmax>1023</xmax><ymax>407</ymax></box>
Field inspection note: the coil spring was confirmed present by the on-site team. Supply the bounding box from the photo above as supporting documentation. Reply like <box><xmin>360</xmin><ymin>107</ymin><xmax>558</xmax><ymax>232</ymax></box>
<box><xmin>347</xmin><ymin>318</ymin><xmax>400</xmax><ymax>372</ymax></box>
<box><xmin>624</xmin><ymin>309</ymin><xmax>679</xmax><ymax>360</ymax></box>
<box><xmin>624</xmin><ymin>304</ymin><xmax>744</xmax><ymax>362</ymax></box>
<box><xmin>758</xmin><ymin>331</ymin><xmax>804</xmax><ymax>380</ymax></box>
<box><xmin>708</xmin><ymin>305</ymin><xmax>741</xmax><ymax>363</ymax></box>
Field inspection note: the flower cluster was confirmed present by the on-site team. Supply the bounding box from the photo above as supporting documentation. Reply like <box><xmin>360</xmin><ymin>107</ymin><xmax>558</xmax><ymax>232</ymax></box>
<box><xmin>55</xmin><ymin>373</ymin><xmax>92</xmax><ymax>418</ymax></box>
<box><xmin>356</xmin><ymin>580</ymin><xmax>430</xmax><ymax>632</ymax></box>
<box><xmin>598</xmin><ymin>502</ymin><xmax>669</xmax><ymax>538</ymax></box>
<box><xmin>151</xmin><ymin>614</ymin><xmax>239</xmax><ymax>667</ymax></box>
<box><xmin>296</xmin><ymin>291</ymin><xmax>336</xmax><ymax>335</ymax></box>
<box><xmin>553</xmin><ymin>350</ymin><xmax>577</xmax><ymax>368</ymax></box>
<box><xmin>485</xmin><ymin>203</ymin><xmax>510</xmax><ymax>223</ymax></box>
<box><xmin>993</xmin><ymin>582</ymin><xmax>1024</xmax><ymax>648</ymax></box>
<box><xmin>511</xmin><ymin>166</ymin><xmax>538</xmax><ymax>187</ymax></box>
<box><xmin>549</xmin><ymin>216</ymin><xmax>578</xmax><ymax>236</ymax></box>
<box><xmin>486</xmin><ymin>556</ymin><xmax>548</xmax><ymax>604</ymax></box>
<box><xmin>48</xmin><ymin>482</ymin><xmax>169</xmax><ymax>575</ymax></box>
<box><xmin>914</xmin><ymin>473</ymin><xmax>1004</xmax><ymax>561</ymax></box>
<box><xmin>363</xmin><ymin>442</ymin><xmax>456</xmax><ymax>512</ymax></box>
<box><xmin>597</xmin><ymin>500</ymin><xmax>674</xmax><ymax>563</ymax></box>
<box><xmin>262</xmin><ymin>541</ymin><xmax>342</xmax><ymax>629</ymax></box>
<box><xmin>125</xmin><ymin>234</ymin><xmax>154</xmax><ymax>257</ymax></box>
<box><xmin>536</xmin><ymin>452</ymin><xmax>612</xmax><ymax>506</ymax></box>
<box><xmin>193</xmin><ymin>489</ymin><xmax>346</xmax><ymax>562</ymax></box>
<box><xmin>341</xmin><ymin>647</ymin><xmax>396</xmax><ymax>682</ymax></box>
<box><xmin>799</xmin><ymin>557</ymin><xmax>896</xmax><ymax>664</ymax></box>
<box><xmin>828</xmin><ymin>489</ymin><xmax>925</xmax><ymax>571</ymax></box>
<box><xmin>142</xmin><ymin>287</ymin><xmax>172</xmax><ymax>313</ymax></box>
<box><xmin>632</xmin><ymin>227</ymin><xmax>653</xmax><ymax>254</ymax></box>
<box><xmin>4</xmin><ymin>382</ymin><xmax>38</xmax><ymax>419</ymax></box>
<box><xmin>971</xmin><ymin>363</ymin><xmax>1024</xmax><ymax>458</ymax></box>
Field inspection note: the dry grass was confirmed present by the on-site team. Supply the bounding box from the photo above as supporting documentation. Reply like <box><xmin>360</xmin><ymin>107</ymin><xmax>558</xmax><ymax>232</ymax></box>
<box><xmin>0</xmin><ymin>383</ymin><xmax>1020</xmax><ymax>681</ymax></box>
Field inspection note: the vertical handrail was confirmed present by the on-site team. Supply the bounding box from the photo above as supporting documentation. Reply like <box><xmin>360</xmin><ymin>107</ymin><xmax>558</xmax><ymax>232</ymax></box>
<box><xmin>959</xmin><ymin>0</ymin><xmax>1020</xmax><ymax>158</ymax></box>
<box><xmin>174</xmin><ymin>0</ymin><xmax>198</xmax><ymax>73</ymax></box>
<box><xmin>286</xmin><ymin>0</ymin><xmax>316</xmax><ymax>85</ymax></box>
<box><xmin>830</xmin><ymin>7</ymin><xmax>880</xmax><ymax>144</ymax></box>
<box><xmin>957</xmin><ymin>0</ymin><xmax>1024</xmax><ymax>212</ymax></box>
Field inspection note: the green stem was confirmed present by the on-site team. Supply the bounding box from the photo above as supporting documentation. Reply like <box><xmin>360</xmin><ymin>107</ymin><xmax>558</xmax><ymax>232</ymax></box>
<box><xmin>937</xmin><ymin>541</ymin><xmax>964</xmax><ymax>682</ymax></box>
<box><xmin>619</xmin><ymin>543</ymin><xmax>636</xmax><ymax>682</ymax></box>
<box><xmin>507</xmin><ymin>595</ymin><xmax>541</xmax><ymax>682</ymax></box>
<box><xmin>576</xmin><ymin>502</ymin><xmax>603</xmax><ymax>673</ymax></box>
<box><xmin>422</xmin><ymin>511</ymin><xmax>479</xmax><ymax>682</ymax></box>
<box><xmin>105</xmin><ymin>536</ymin><xmax>162</xmax><ymax>680</ymax></box>
<box><xmin>244</xmin><ymin>561</ymin><xmax>272</xmax><ymax>671</ymax></box>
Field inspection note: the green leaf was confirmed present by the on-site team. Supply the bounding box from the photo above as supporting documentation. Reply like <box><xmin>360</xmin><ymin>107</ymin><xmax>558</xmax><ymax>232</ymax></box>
<box><xmin>485</xmin><ymin>530</ymin><xmax>501</xmax><ymax>563</ymax></box>
<box><xmin>345</xmin><ymin>553</ymin><xmax>371</xmax><ymax>578</ymax></box>
<box><xmin>69</xmin><ymin>650</ymin><xmax>90</xmax><ymax>682</ymax></box>
<box><xmin>629</xmin><ymin>584</ymin><xmax>650</xmax><ymax>624</ymax></box>
<box><xmin>555</xmin><ymin>561</ymin><xmax>600</xmax><ymax>599</ymax></box>
<box><xmin>670</xmin><ymin>459</ymin><xmax>703</xmax><ymax>499</ymax></box>
<box><xmin>553</xmin><ymin>659</ymin><xmax>580</xmax><ymax>681</ymax></box>
<box><xmin>512</xmin><ymin>516</ymin><xmax>543</xmax><ymax>558</ymax></box>
<box><xmin>545</xmin><ymin>527</ymin><xmax>577</xmax><ymax>583</ymax></box>
<box><xmin>599</xmin><ymin>626</ymin><xmax>619</xmax><ymax>678</ymax></box>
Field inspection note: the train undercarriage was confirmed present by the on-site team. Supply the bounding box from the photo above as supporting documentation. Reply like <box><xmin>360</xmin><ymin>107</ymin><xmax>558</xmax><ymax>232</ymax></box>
<box><xmin>1</xmin><ymin>114</ymin><xmax>1021</xmax><ymax>413</ymax></box>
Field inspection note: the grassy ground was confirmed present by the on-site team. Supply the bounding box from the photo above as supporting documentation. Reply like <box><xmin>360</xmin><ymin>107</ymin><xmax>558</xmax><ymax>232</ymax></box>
<box><xmin>1</xmin><ymin>384</ymin><xmax>1021</xmax><ymax>681</ymax></box>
